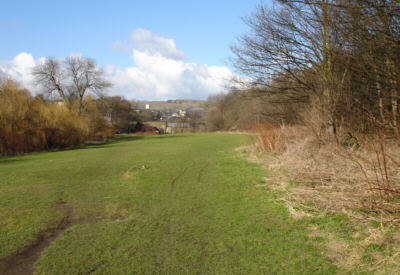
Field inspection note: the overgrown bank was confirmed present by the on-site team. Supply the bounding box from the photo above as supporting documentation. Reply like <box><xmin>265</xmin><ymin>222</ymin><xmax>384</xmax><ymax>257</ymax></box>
<box><xmin>242</xmin><ymin>124</ymin><xmax>400</xmax><ymax>273</ymax></box>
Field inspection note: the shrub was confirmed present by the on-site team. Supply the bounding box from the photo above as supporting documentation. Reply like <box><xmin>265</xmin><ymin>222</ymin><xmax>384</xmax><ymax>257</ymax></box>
<box><xmin>0</xmin><ymin>80</ymin><xmax>42</xmax><ymax>154</ymax></box>
<box><xmin>82</xmin><ymin>98</ymin><xmax>115</xmax><ymax>141</ymax></box>
<box><xmin>44</xmin><ymin>102</ymin><xmax>89</xmax><ymax>148</ymax></box>
<box><xmin>0</xmin><ymin>80</ymin><xmax>114</xmax><ymax>155</ymax></box>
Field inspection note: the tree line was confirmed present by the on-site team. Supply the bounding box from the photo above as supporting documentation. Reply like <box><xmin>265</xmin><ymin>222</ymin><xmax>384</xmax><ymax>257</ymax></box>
<box><xmin>0</xmin><ymin>79</ymin><xmax>114</xmax><ymax>155</ymax></box>
<box><xmin>208</xmin><ymin>0</ymin><xmax>400</xmax><ymax>140</ymax></box>
<box><xmin>0</xmin><ymin>56</ymin><xmax>138</xmax><ymax>155</ymax></box>
<box><xmin>1</xmin><ymin>55</ymin><xmax>208</xmax><ymax>155</ymax></box>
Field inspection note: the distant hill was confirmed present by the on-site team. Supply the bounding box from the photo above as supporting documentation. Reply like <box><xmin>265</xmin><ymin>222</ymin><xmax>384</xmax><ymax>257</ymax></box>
<box><xmin>136</xmin><ymin>99</ymin><xmax>205</xmax><ymax>113</ymax></box>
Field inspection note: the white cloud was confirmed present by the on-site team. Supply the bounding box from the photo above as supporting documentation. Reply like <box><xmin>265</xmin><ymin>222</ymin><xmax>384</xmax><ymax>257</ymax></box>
<box><xmin>0</xmin><ymin>52</ymin><xmax>37</xmax><ymax>91</ymax></box>
<box><xmin>107</xmin><ymin>29</ymin><xmax>234</xmax><ymax>100</ymax></box>
<box><xmin>106</xmin><ymin>49</ymin><xmax>233</xmax><ymax>100</ymax></box>
<box><xmin>0</xmin><ymin>29</ymin><xmax>235</xmax><ymax>100</ymax></box>
<box><xmin>110</xmin><ymin>40</ymin><xmax>129</xmax><ymax>52</ymax></box>
<box><xmin>111</xmin><ymin>28</ymin><xmax>187</xmax><ymax>60</ymax></box>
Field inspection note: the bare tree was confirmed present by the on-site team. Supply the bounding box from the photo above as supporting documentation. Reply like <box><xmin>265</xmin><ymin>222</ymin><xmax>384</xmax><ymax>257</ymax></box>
<box><xmin>230</xmin><ymin>0</ymin><xmax>400</xmax><ymax>136</ymax></box>
<box><xmin>33</xmin><ymin>56</ymin><xmax>111</xmax><ymax>114</ymax></box>
<box><xmin>32</xmin><ymin>58</ymin><xmax>67</xmax><ymax>101</ymax></box>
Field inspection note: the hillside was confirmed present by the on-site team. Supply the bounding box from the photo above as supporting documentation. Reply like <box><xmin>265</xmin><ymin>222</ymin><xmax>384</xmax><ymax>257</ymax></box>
<box><xmin>136</xmin><ymin>99</ymin><xmax>205</xmax><ymax>113</ymax></box>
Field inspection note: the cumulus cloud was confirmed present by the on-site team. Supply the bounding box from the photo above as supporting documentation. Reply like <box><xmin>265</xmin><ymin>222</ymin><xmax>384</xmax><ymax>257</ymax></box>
<box><xmin>0</xmin><ymin>52</ymin><xmax>38</xmax><ymax>91</ymax></box>
<box><xmin>111</xmin><ymin>28</ymin><xmax>187</xmax><ymax>60</ymax></box>
<box><xmin>0</xmin><ymin>29</ymin><xmax>234</xmax><ymax>100</ymax></box>
<box><xmin>106</xmin><ymin>50</ymin><xmax>233</xmax><ymax>100</ymax></box>
<box><xmin>107</xmin><ymin>29</ymin><xmax>234</xmax><ymax>100</ymax></box>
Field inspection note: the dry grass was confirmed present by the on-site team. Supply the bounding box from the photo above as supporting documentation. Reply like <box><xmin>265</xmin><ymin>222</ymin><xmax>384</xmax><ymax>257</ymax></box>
<box><xmin>308</xmin><ymin>224</ymin><xmax>363</xmax><ymax>271</ymax></box>
<box><xmin>251</xmin><ymin>123</ymin><xmax>400</xmax><ymax>220</ymax></box>
<box><xmin>243</xmin><ymin>123</ymin><xmax>400</xmax><ymax>273</ymax></box>
<box><xmin>252</xmin><ymin>122</ymin><xmax>310</xmax><ymax>154</ymax></box>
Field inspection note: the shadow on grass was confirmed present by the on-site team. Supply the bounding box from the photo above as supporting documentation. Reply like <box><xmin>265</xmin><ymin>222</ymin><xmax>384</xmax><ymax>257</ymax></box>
<box><xmin>0</xmin><ymin>157</ymin><xmax>32</xmax><ymax>165</ymax></box>
<box><xmin>76</xmin><ymin>134</ymin><xmax>189</xmax><ymax>150</ymax></box>
<box><xmin>70</xmin><ymin>135</ymin><xmax>146</xmax><ymax>150</ymax></box>
<box><xmin>0</xmin><ymin>134</ymin><xmax>191</xmax><ymax>159</ymax></box>
<box><xmin>154</xmin><ymin>134</ymin><xmax>189</xmax><ymax>139</ymax></box>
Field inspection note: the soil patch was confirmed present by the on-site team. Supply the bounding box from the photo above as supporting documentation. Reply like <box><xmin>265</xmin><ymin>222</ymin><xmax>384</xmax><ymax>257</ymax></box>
<box><xmin>0</xmin><ymin>203</ymin><xmax>127</xmax><ymax>275</ymax></box>
<box><xmin>0</xmin><ymin>203</ymin><xmax>74</xmax><ymax>275</ymax></box>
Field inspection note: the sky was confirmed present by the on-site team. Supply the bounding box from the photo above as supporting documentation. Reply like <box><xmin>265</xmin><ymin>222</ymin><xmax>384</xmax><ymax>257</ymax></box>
<box><xmin>0</xmin><ymin>0</ymin><xmax>271</xmax><ymax>100</ymax></box>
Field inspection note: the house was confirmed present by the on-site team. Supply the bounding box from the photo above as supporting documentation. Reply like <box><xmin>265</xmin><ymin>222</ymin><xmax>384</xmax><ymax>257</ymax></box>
<box><xmin>178</xmin><ymin>109</ymin><xmax>186</xmax><ymax>117</ymax></box>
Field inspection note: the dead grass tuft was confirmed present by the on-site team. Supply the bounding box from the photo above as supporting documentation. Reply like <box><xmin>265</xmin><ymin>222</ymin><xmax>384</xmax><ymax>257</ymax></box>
<box><xmin>308</xmin><ymin>225</ymin><xmax>363</xmax><ymax>270</ymax></box>
<box><xmin>252</xmin><ymin>122</ymin><xmax>310</xmax><ymax>154</ymax></box>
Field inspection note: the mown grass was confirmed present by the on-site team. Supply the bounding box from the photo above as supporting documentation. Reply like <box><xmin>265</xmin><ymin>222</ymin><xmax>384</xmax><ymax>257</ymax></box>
<box><xmin>0</xmin><ymin>134</ymin><xmax>339</xmax><ymax>274</ymax></box>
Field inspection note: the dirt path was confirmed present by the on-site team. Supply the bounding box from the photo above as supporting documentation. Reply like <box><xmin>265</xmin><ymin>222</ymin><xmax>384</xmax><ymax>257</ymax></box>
<box><xmin>0</xmin><ymin>204</ymin><xmax>74</xmax><ymax>275</ymax></box>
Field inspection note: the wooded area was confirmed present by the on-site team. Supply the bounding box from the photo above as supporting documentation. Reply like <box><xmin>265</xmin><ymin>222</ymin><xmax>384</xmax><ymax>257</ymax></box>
<box><xmin>209</xmin><ymin>0</ymin><xmax>400</xmax><ymax>140</ymax></box>
<box><xmin>213</xmin><ymin>0</ymin><xmax>400</xmax><ymax>215</ymax></box>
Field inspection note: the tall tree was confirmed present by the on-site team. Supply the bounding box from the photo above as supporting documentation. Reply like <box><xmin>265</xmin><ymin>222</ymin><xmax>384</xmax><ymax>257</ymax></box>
<box><xmin>33</xmin><ymin>56</ymin><xmax>111</xmax><ymax>114</ymax></box>
<box><xmin>231</xmin><ymin>0</ymin><xmax>400</xmax><ymax>135</ymax></box>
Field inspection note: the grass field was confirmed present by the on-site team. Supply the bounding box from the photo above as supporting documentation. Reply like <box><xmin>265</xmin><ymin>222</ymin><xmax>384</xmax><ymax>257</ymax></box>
<box><xmin>0</xmin><ymin>134</ymin><xmax>339</xmax><ymax>274</ymax></box>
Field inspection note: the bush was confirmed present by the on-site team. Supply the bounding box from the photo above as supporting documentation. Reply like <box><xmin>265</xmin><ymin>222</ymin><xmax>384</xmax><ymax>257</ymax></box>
<box><xmin>0</xmin><ymin>81</ymin><xmax>43</xmax><ymax>154</ymax></box>
<box><xmin>253</xmin><ymin>122</ymin><xmax>309</xmax><ymax>154</ymax></box>
<box><xmin>0</xmin><ymin>80</ymin><xmax>114</xmax><ymax>155</ymax></box>
<box><xmin>44</xmin><ymin>103</ymin><xmax>89</xmax><ymax>148</ymax></box>
<box><xmin>83</xmin><ymin>98</ymin><xmax>115</xmax><ymax>141</ymax></box>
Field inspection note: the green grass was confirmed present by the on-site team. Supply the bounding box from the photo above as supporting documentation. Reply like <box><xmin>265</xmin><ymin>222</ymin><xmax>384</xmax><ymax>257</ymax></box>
<box><xmin>0</xmin><ymin>134</ymin><xmax>339</xmax><ymax>274</ymax></box>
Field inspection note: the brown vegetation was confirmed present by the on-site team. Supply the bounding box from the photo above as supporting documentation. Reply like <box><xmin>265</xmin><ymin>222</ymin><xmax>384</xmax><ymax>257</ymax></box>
<box><xmin>0</xmin><ymin>80</ymin><xmax>114</xmax><ymax>156</ymax></box>
<box><xmin>251</xmin><ymin>123</ymin><xmax>400</xmax><ymax>216</ymax></box>
<box><xmin>228</xmin><ymin>0</ymin><xmax>400</xmax><ymax>135</ymax></box>
<box><xmin>97</xmin><ymin>96</ymin><xmax>140</xmax><ymax>133</ymax></box>
<box><xmin>223</xmin><ymin>0</ymin><xmax>400</xmax><ymax>215</ymax></box>
<box><xmin>245</xmin><ymin>122</ymin><xmax>400</xmax><ymax>272</ymax></box>
<box><xmin>204</xmin><ymin>89</ymin><xmax>304</xmax><ymax>131</ymax></box>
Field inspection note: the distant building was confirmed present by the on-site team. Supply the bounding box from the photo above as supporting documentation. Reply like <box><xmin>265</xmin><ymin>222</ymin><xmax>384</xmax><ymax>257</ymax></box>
<box><xmin>178</xmin><ymin>110</ymin><xmax>186</xmax><ymax>117</ymax></box>
<box><xmin>145</xmin><ymin>104</ymin><xmax>150</xmax><ymax>110</ymax></box>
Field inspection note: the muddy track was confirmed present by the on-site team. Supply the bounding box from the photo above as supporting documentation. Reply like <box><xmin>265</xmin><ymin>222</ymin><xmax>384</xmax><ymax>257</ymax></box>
<box><xmin>0</xmin><ymin>203</ymin><xmax>75</xmax><ymax>275</ymax></box>
<box><xmin>170</xmin><ymin>165</ymin><xmax>190</xmax><ymax>187</ymax></box>
<box><xmin>0</xmin><ymin>203</ymin><xmax>127</xmax><ymax>275</ymax></box>
<box><xmin>170</xmin><ymin>162</ymin><xmax>209</xmax><ymax>188</ymax></box>
<box><xmin>197</xmin><ymin>162</ymin><xmax>210</xmax><ymax>183</ymax></box>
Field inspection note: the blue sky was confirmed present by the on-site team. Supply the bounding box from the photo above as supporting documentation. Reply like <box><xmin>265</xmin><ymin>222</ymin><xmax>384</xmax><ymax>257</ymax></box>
<box><xmin>0</xmin><ymin>0</ymin><xmax>271</xmax><ymax>100</ymax></box>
